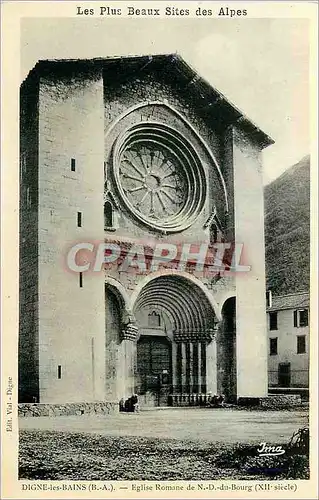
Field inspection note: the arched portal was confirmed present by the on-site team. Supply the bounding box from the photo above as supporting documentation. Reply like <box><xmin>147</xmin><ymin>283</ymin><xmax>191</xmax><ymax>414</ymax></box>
<box><xmin>133</xmin><ymin>274</ymin><xmax>217</xmax><ymax>406</ymax></box>
<box><xmin>217</xmin><ymin>297</ymin><xmax>236</xmax><ymax>401</ymax></box>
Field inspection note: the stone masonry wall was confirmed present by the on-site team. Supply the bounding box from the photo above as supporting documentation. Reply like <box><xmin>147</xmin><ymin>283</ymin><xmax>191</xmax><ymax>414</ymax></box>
<box><xmin>19</xmin><ymin>75</ymin><xmax>40</xmax><ymax>403</ymax></box>
<box><xmin>18</xmin><ymin>401</ymin><xmax>118</xmax><ymax>417</ymax></box>
<box><xmin>232</xmin><ymin>126</ymin><xmax>268</xmax><ymax>398</ymax></box>
<box><xmin>37</xmin><ymin>64</ymin><xmax>106</xmax><ymax>403</ymax></box>
<box><xmin>260</xmin><ymin>394</ymin><xmax>302</xmax><ymax>408</ymax></box>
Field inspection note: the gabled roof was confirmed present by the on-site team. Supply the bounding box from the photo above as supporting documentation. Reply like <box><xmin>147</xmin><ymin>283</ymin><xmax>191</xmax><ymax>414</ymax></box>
<box><xmin>267</xmin><ymin>291</ymin><xmax>310</xmax><ymax>312</ymax></box>
<box><xmin>23</xmin><ymin>54</ymin><xmax>274</xmax><ymax>149</ymax></box>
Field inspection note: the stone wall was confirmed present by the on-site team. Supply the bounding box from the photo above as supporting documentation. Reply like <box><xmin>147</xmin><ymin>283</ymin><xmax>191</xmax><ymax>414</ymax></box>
<box><xmin>269</xmin><ymin>387</ymin><xmax>309</xmax><ymax>401</ymax></box>
<box><xmin>232</xmin><ymin>127</ymin><xmax>268</xmax><ymax>398</ymax></box>
<box><xmin>103</xmin><ymin>64</ymin><xmax>224</xmax><ymax>170</ymax></box>
<box><xmin>36</xmin><ymin>64</ymin><xmax>106</xmax><ymax>403</ymax></box>
<box><xmin>260</xmin><ymin>394</ymin><xmax>302</xmax><ymax>408</ymax></box>
<box><xmin>18</xmin><ymin>401</ymin><xmax>118</xmax><ymax>417</ymax></box>
<box><xmin>19</xmin><ymin>74</ymin><xmax>40</xmax><ymax>403</ymax></box>
<box><xmin>238</xmin><ymin>394</ymin><xmax>302</xmax><ymax>408</ymax></box>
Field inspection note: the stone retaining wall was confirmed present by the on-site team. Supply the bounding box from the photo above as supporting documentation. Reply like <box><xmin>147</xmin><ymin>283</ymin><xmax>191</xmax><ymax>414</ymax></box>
<box><xmin>238</xmin><ymin>394</ymin><xmax>302</xmax><ymax>409</ymax></box>
<box><xmin>260</xmin><ymin>394</ymin><xmax>302</xmax><ymax>408</ymax></box>
<box><xmin>18</xmin><ymin>401</ymin><xmax>118</xmax><ymax>417</ymax></box>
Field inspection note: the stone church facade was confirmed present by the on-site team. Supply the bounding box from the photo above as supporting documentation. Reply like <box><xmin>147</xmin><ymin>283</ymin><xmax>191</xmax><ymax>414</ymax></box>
<box><xmin>19</xmin><ymin>55</ymin><xmax>273</xmax><ymax>406</ymax></box>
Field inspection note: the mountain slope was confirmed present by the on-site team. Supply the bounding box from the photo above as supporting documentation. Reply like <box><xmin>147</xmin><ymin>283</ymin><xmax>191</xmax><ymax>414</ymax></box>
<box><xmin>264</xmin><ymin>155</ymin><xmax>310</xmax><ymax>295</ymax></box>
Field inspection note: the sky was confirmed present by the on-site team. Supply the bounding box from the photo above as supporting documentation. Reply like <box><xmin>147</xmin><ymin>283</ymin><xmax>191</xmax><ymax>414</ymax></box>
<box><xmin>21</xmin><ymin>17</ymin><xmax>310</xmax><ymax>185</ymax></box>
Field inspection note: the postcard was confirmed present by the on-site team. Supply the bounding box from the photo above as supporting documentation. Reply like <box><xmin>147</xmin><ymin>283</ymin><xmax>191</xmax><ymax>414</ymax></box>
<box><xmin>1</xmin><ymin>1</ymin><xmax>318</xmax><ymax>498</ymax></box>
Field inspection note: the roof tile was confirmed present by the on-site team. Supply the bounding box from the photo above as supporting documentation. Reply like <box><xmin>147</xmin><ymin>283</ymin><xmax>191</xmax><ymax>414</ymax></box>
<box><xmin>267</xmin><ymin>292</ymin><xmax>309</xmax><ymax>311</ymax></box>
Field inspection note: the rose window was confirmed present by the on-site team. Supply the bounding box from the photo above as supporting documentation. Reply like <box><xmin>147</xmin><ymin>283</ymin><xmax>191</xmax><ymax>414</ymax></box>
<box><xmin>120</xmin><ymin>143</ymin><xmax>188</xmax><ymax>221</ymax></box>
<box><xmin>112</xmin><ymin>123</ymin><xmax>206</xmax><ymax>232</ymax></box>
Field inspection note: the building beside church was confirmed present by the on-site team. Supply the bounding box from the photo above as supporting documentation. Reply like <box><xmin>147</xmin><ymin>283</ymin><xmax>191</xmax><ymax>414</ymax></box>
<box><xmin>19</xmin><ymin>54</ymin><xmax>273</xmax><ymax>406</ymax></box>
<box><xmin>267</xmin><ymin>291</ymin><xmax>310</xmax><ymax>389</ymax></box>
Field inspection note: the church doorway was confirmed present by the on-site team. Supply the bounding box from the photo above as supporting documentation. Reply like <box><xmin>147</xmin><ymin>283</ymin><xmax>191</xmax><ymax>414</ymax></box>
<box><xmin>136</xmin><ymin>336</ymin><xmax>172</xmax><ymax>406</ymax></box>
<box><xmin>133</xmin><ymin>273</ymin><xmax>217</xmax><ymax>407</ymax></box>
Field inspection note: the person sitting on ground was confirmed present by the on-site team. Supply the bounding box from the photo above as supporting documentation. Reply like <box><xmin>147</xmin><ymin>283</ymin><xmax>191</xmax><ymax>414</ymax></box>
<box><xmin>119</xmin><ymin>398</ymin><xmax>125</xmax><ymax>412</ymax></box>
<box><xmin>218</xmin><ymin>394</ymin><xmax>226</xmax><ymax>407</ymax></box>
<box><xmin>210</xmin><ymin>394</ymin><xmax>220</xmax><ymax>407</ymax></box>
<box><xmin>124</xmin><ymin>397</ymin><xmax>131</xmax><ymax>412</ymax></box>
<box><xmin>208</xmin><ymin>393</ymin><xmax>226</xmax><ymax>408</ymax></box>
<box><xmin>131</xmin><ymin>393</ymin><xmax>139</xmax><ymax>413</ymax></box>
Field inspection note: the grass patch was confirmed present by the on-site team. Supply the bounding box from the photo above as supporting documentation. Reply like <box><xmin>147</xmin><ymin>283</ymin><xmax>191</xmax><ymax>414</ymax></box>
<box><xmin>19</xmin><ymin>430</ymin><xmax>309</xmax><ymax>481</ymax></box>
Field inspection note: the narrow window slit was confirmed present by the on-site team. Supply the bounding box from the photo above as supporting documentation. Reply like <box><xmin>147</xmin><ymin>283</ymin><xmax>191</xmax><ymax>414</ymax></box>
<box><xmin>77</xmin><ymin>212</ymin><xmax>82</xmax><ymax>227</ymax></box>
<box><xmin>104</xmin><ymin>201</ymin><xmax>113</xmax><ymax>229</ymax></box>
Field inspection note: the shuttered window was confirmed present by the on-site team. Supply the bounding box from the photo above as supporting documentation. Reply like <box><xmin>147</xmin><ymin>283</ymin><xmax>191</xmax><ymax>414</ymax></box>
<box><xmin>297</xmin><ymin>335</ymin><xmax>306</xmax><ymax>354</ymax></box>
<box><xmin>299</xmin><ymin>310</ymin><xmax>308</xmax><ymax>327</ymax></box>
<box><xmin>294</xmin><ymin>309</ymin><xmax>309</xmax><ymax>328</ymax></box>
<box><xmin>269</xmin><ymin>312</ymin><xmax>278</xmax><ymax>330</ymax></box>
<box><xmin>270</xmin><ymin>338</ymin><xmax>278</xmax><ymax>355</ymax></box>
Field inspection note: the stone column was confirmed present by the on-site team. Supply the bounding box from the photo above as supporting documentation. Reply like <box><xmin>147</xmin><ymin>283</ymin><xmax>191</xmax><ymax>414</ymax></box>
<box><xmin>181</xmin><ymin>343</ymin><xmax>187</xmax><ymax>392</ymax></box>
<box><xmin>200</xmin><ymin>343</ymin><xmax>206</xmax><ymax>392</ymax></box>
<box><xmin>206</xmin><ymin>329</ymin><xmax>218</xmax><ymax>395</ymax></box>
<box><xmin>120</xmin><ymin>314</ymin><xmax>138</xmax><ymax>399</ymax></box>
<box><xmin>172</xmin><ymin>342</ymin><xmax>178</xmax><ymax>393</ymax></box>
<box><xmin>197</xmin><ymin>342</ymin><xmax>201</xmax><ymax>393</ymax></box>
<box><xmin>189</xmin><ymin>343</ymin><xmax>194</xmax><ymax>393</ymax></box>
